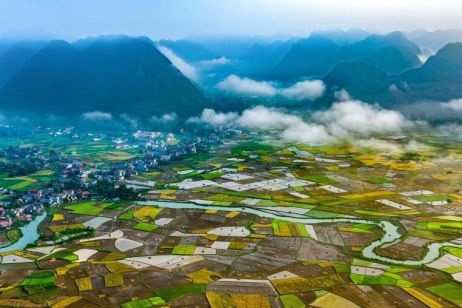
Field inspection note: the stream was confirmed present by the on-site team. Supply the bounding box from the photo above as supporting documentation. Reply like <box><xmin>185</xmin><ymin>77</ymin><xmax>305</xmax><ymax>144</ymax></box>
<box><xmin>137</xmin><ymin>200</ymin><xmax>462</xmax><ymax>266</ymax></box>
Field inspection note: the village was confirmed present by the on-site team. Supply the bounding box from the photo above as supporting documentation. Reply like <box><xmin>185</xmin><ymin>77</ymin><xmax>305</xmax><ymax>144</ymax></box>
<box><xmin>0</xmin><ymin>127</ymin><xmax>227</xmax><ymax>231</ymax></box>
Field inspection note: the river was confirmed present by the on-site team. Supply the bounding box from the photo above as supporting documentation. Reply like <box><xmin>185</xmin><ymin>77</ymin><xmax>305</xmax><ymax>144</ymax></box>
<box><xmin>137</xmin><ymin>200</ymin><xmax>462</xmax><ymax>266</ymax></box>
<box><xmin>0</xmin><ymin>212</ymin><xmax>47</xmax><ymax>252</ymax></box>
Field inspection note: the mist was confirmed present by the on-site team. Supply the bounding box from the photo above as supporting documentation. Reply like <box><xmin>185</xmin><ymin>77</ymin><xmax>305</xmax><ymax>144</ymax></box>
<box><xmin>1</xmin><ymin>0</ymin><xmax>462</xmax><ymax>40</ymax></box>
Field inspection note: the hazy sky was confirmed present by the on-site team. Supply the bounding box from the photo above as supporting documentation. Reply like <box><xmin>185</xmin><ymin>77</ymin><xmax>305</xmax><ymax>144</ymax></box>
<box><xmin>1</xmin><ymin>0</ymin><xmax>462</xmax><ymax>40</ymax></box>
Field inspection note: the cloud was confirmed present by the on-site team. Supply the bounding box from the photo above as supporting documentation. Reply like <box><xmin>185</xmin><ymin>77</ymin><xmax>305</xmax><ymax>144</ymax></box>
<box><xmin>82</xmin><ymin>111</ymin><xmax>113</xmax><ymax>121</ymax></box>
<box><xmin>235</xmin><ymin>101</ymin><xmax>409</xmax><ymax>144</ymax></box>
<box><xmin>352</xmin><ymin>138</ymin><xmax>402</xmax><ymax>153</ymax></box>
<box><xmin>236</xmin><ymin>106</ymin><xmax>302</xmax><ymax>130</ymax></box>
<box><xmin>189</xmin><ymin>92</ymin><xmax>411</xmax><ymax>145</ymax></box>
<box><xmin>199</xmin><ymin>57</ymin><xmax>231</xmax><ymax>67</ymax></box>
<box><xmin>314</xmin><ymin>99</ymin><xmax>410</xmax><ymax>138</ymax></box>
<box><xmin>397</xmin><ymin>98</ymin><xmax>462</xmax><ymax>122</ymax></box>
<box><xmin>280</xmin><ymin>122</ymin><xmax>332</xmax><ymax>144</ymax></box>
<box><xmin>217</xmin><ymin>75</ymin><xmax>325</xmax><ymax>101</ymax></box>
<box><xmin>441</xmin><ymin>98</ymin><xmax>462</xmax><ymax>111</ymax></box>
<box><xmin>280</xmin><ymin>80</ymin><xmax>326</xmax><ymax>101</ymax></box>
<box><xmin>188</xmin><ymin>108</ymin><xmax>238</xmax><ymax>126</ymax></box>
<box><xmin>151</xmin><ymin>112</ymin><xmax>178</xmax><ymax>123</ymax></box>
<box><xmin>352</xmin><ymin>139</ymin><xmax>431</xmax><ymax>154</ymax></box>
<box><xmin>120</xmin><ymin>114</ymin><xmax>138</xmax><ymax>127</ymax></box>
<box><xmin>157</xmin><ymin>45</ymin><xmax>199</xmax><ymax>81</ymax></box>
<box><xmin>217</xmin><ymin>75</ymin><xmax>277</xmax><ymax>97</ymax></box>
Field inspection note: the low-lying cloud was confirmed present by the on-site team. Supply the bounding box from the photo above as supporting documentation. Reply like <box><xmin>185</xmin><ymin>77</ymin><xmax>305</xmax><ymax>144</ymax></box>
<box><xmin>236</xmin><ymin>105</ymin><xmax>301</xmax><ymax>130</ymax></box>
<box><xmin>314</xmin><ymin>99</ymin><xmax>410</xmax><ymax>138</ymax></box>
<box><xmin>280</xmin><ymin>80</ymin><xmax>326</xmax><ymax>101</ymax></box>
<box><xmin>189</xmin><ymin>93</ymin><xmax>411</xmax><ymax>144</ymax></box>
<box><xmin>217</xmin><ymin>75</ymin><xmax>277</xmax><ymax>97</ymax></box>
<box><xmin>441</xmin><ymin>98</ymin><xmax>462</xmax><ymax>111</ymax></box>
<box><xmin>82</xmin><ymin>111</ymin><xmax>113</xmax><ymax>121</ymax></box>
<box><xmin>188</xmin><ymin>108</ymin><xmax>238</xmax><ymax>126</ymax></box>
<box><xmin>158</xmin><ymin>45</ymin><xmax>199</xmax><ymax>81</ymax></box>
<box><xmin>151</xmin><ymin>112</ymin><xmax>178</xmax><ymax>124</ymax></box>
<box><xmin>199</xmin><ymin>57</ymin><xmax>231</xmax><ymax>67</ymax></box>
<box><xmin>217</xmin><ymin>75</ymin><xmax>326</xmax><ymax>101</ymax></box>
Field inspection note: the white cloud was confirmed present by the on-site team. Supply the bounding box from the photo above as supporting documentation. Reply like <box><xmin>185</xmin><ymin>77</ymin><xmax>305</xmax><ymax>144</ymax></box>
<box><xmin>314</xmin><ymin>99</ymin><xmax>410</xmax><ymax>138</ymax></box>
<box><xmin>217</xmin><ymin>75</ymin><xmax>277</xmax><ymax>97</ymax></box>
<box><xmin>189</xmin><ymin>93</ymin><xmax>411</xmax><ymax>145</ymax></box>
<box><xmin>281</xmin><ymin>122</ymin><xmax>332</xmax><ymax>144</ymax></box>
<box><xmin>353</xmin><ymin>139</ymin><xmax>402</xmax><ymax>153</ymax></box>
<box><xmin>441</xmin><ymin>98</ymin><xmax>462</xmax><ymax>111</ymax></box>
<box><xmin>199</xmin><ymin>57</ymin><xmax>231</xmax><ymax>67</ymax></box>
<box><xmin>157</xmin><ymin>45</ymin><xmax>199</xmax><ymax>81</ymax></box>
<box><xmin>236</xmin><ymin>106</ymin><xmax>302</xmax><ymax>130</ymax></box>
<box><xmin>353</xmin><ymin>139</ymin><xmax>432</xmax><ymax>154</ymax></box>
<box><xmin>152</xmin><ymin>113</ymin><xmax>178</xmax><ymax>123</ymax></box>
<box><xmin>188</xmin><ymin>108</ymin><xmax>238</xmax><ymax>126</ymax></box>
<box><xmin>82</xmin><ymin>111</ymin><xmax>113</xmax><ymax>121</ymax></box>
<box><xmin>217</xmin><ymin>75</ymin><xmax>325</xmax><ymax>101</ymax></box>
<box><xmin>236</xmin><ymin>106</ymin><xmax>331</xmax><ymax>144</ymax></box>
<box><xmin>280</xmin><ymin>80</ymin><xmax>326</xmax><ymax>101</ymax></box>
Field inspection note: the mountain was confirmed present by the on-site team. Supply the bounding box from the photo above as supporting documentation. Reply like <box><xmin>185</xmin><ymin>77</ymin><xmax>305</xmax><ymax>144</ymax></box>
<box><xmin>269</xmin><ymin>36</ymin><xmax>339</xmax><ymax>81</ymax></box>
<box><xmin>235</xmin><ymin>40</ymin><xmax>295</xmax><ymax>77</ymax></box>
<box><xmin>0</xmin><ymin>40</ymin><xmax>48</xmax><ymax>88</ymax></box>
<box><xmin>324</xmin><ymin>62</ymin><xmax>390</xmax><ymax>98</ymax></box>
<box><xmin>271</xmin><ymin>31</ymin><xmax>422</xmax><ymax>81</ymax></box>
<box><xmin>0</xmin><ymin>36</ymin><xmax>209</xmax><ymax>118</ymax></box>
<box><xmin>407</xmin><ymin>29</ymin><xmax>462</xmax><ymax>53</ymax></box>
<box><xmin>156</xmin><ymin>39</ymin><xmax>216</xmax><ymax>61</ymax></box>
<box><xmin>317</xmin><ymin>32</ymin><xmax>422</xmax><ymax>77</ymax></box>
<box><xmin>397</xmin><ymin>42</ymin><xmax>462</xmax><ymax>101</ymax></box>
<box><xmin>324</xmin><ymin>42</ymin><xmax>462</xmax><ymax>104</ymax></box>
<box><xmin>309</xmin><ymin>29</ymin><xmax>370</xmax><ymax>45</ymax></box>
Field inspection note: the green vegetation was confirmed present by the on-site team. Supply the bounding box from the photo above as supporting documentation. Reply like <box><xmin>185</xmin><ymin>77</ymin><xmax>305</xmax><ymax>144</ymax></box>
<box><xmin>106</xmin><ymin>203</ymin><xmax>125</xmax><ymax>210</ymax></box>
<box><xmin>172</xmin><ymin>245</ymin><xmax>196</xmax><ymax>255</ymax></box>
<box><xmin>65</xmin><ymin>202</ymin><xmax>112</xmax><ymax>215</ymax></box>
<box><xmin>339</xmin><ymin>223</ymin><xmax>375</xmax><ymax>233</ymax></box>
<box><xmin>154</xmin><ymin>284</ymin><xmax>207</xmax><ymax>302</ymax></box>
<box><xmin>133</xmin><ymin>222</ymin><xmax>158</xmax><ymax>232</ymax></box>
<box><xmin>21</xmin><ymin>271</ymin><xmax>56</xmax><ymax>288</ymax></box>
<box><xmin>443</xmin><ymin>246</ymin><xmax>462</xmax><ymax>257</ymax></box>
<box><xmin>231</xmin><ymin>141</ymin><xmax>273</xmax><ymax>155</ymax></box>
<box><xmin>0</xmin><ymin>174</ymin><xmax>35</xmax><ymax>191</ymax></box>
<box><xmin>416</xmin><ymin>221</ymin><xmax>462</xmax><ymax>235</ymax></box>
<box><xmin>427</xmin><ymin>282</ymin><xmax>462</xmax><ymax>306</ymax></box>
<box><xmin>414</xmin><ymin>194</ymin><xmax>451</xmax><ymax>203</ymax></box>
<box><xmin>122</xmin><ymin>296</ymin><xmax>166</xmax><ymax>308</ymax></box>
<box><xmin>118</xmin><ymin>211</ymin><xmax>134</xmax><ymax>220</ymax></box>
<box><xmin>6</xmin><ymin>229</ymin><xmax>22</xmax><ymax>243</ymax></box>
<box><xmin>272</xmin><ymin>219</ymin><xmax>310</xmax><ymax>237</ymax></box>
<box><xmin>369</xmin><ymin>177</ymin><xmax>392</xmax><ymax>184</ymax></box>
<box><xmin>280</xmin><ymin>294</ymin><xmax>305</xmax><ymax>308</ymax></box>
<box><xmin>51</xmin><ymin>250</ymin><xmax>78</xmax><ymax>263</ymax></box>
<box><xmin>201</xmin><ymin>171</ymin><xmax>224</xmax><ymax>180</ymax></box>
<box><xmin>350</xmin><ymin>273</ymin><xmax>412</xmax><ymax>287</ymax></box>
<box><xmin>306</xmin><ymin>210</ymin><xmax>344</xmax><ymax>218</ymax></box>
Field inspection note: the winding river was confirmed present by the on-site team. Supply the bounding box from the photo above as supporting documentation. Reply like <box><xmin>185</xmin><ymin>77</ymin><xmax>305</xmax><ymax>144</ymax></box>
<box><xmin>137</xmin><ymin>200</ymin><xmax>462</xmax><ymax>266</ymax></box>
<box><xmin>0</xmin><ymin>212</ymin><xmax>47</xmax><ymax>252</ymax></box>
<box><xmin>2</xmin><ymin>201</ymin><xmax>461</xmax><ymax>265</ymax></box>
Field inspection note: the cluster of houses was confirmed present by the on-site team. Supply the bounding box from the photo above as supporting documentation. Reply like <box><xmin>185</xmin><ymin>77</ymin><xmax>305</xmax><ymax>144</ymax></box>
<box><xmin>0</xmin><ymin>128</ymin><xmax>232</xmax><ymax>229</ymax></box>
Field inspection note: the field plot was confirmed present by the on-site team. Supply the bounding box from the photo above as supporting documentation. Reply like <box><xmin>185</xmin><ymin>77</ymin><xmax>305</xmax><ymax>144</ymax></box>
<box><xmin>65</xmin><ymin>202</ymin><xmax>113</xmax><ymax>215</ymax></box>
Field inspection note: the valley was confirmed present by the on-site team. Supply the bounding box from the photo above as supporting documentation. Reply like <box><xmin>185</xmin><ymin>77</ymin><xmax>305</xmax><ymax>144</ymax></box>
<box><xmin>0</xmin><ymin>127</ymin><xmax>462</xmax><ymax>307</ymax></box>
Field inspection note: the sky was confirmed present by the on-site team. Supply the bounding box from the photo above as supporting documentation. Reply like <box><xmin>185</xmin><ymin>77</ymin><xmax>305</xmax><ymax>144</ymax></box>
<box><xmin>1</xmin><ymin>0</ymin><xmax>462</xmax><ymax>40</ymax></box>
